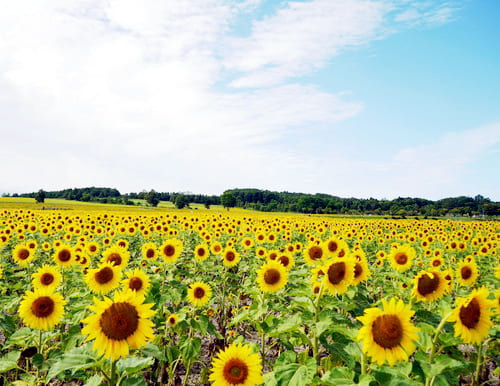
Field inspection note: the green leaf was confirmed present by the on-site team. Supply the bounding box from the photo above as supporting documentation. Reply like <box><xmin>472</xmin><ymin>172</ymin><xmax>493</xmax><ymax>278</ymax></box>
<box><xmin>121</xmin><ymin>375</ymin><xmax>147</xmax><ymax>386</ymax></box>
<box><xmin>428</xmin><ymin>355</ymin><xmax>466</xmax><ymax>379</ymax></box>
<box><xmin>45</xmin><ymin>344</ymin><xmax>102</xmax><ymax>382</ymax></box>
<box><xmin>32</xmin><ymin>353</ymin><xmax>44</xmax><ymax>370</ymax></box>
<box><xmin>180</xmin><ymin>337</ymin><xmax>201</xmax><ymax>363</ymax></box>
<box><xmin>84</xmin><ymin>374</ymin><xmax>104</xmax><ymax>386</ymax></box>
<box><xmin>140</xmin><ymin>342</ymin><xmax>166</xmax><ymax>361</ymax></box>
<box><xmin>358</xmin><ymin>373</ymin><xmax>377</xmax><ymax>386</ymax></box>
<box><xmin>320</xmin><ymin>368</ymin><xmax>354</xmax><ymax>385</ymax></box>
<box><xmin>274</xmin><ymin>357</ymin><xmax>316</xmax><ymax>386</ymax></box>
<box><xmin>6</xmin><ymin>327</ymin><xmax>36</xmax><ymax>347</ymax></box>
<box><xmin>268</xmin><ymin>314</ymin><xmax>303</xmax><ymax>337</ymax></box>
<box><xmin>117</xmin><ymin>356</ymin><xmax>154</xmax><ymax>375</ymax></box>
<box><xmin>0</xmin><ymin>350</ymin><xmax>21</xmax><ymax>373</ymax></box>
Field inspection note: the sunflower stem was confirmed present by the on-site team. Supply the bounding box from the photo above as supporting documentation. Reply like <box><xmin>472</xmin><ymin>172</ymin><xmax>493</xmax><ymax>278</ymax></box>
<box><xmin>182</xmin><ymin>359</ymin><xmax>192</xmax><ymax>386</ymax></box>
<box><xmin>110</xmin><ymin>359</ymin><xmax>118</xmax><ymax>386</ymax></box>
<box><xmin>474</xmin><ymin>341</ymin><xmax>484</xmax><ymax>385</ymax></box>
<box><xmin>38</xmin><ymin>329</ymin><xmax>43</xmax><ymax>357</ymax></box>
<box><xmin>428</xmin><ymin>311</ymin><xmax>452</xmax><ymax>363</ymax></box>
<box><xmin>311</xmin><ymin>281</ymin><xmax>324</xmax><ymax>367</ymax></box>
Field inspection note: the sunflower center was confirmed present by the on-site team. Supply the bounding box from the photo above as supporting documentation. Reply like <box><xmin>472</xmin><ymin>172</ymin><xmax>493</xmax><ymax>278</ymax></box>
<box><xmin>338</xmin><ymin>249</ymin><xmax>346</xmax><ymax>258</ymax></box>
<box><xmin>308</xmin><ymin>246</ymin><xmax>323</xmax><ymax>260</ymax></box>
<box><xmin>354</xmin><ymin>263</ymin><xmax>362</xmax><ymax>278</ymax></box>
<box><xmin>225</xmin><ymin>252</ymin><xmax>235</xmax><ymax>262</ymax></box>
<box><xmin>99</xmin><ymin>302</ymin><xmax>139</xmax><ymax>341</ymax></box>
<box><xmin>197</xmin><ymin>248</ymin><xmax>206</xmax><ymax>257</ymax></box>
<box><xmin>214</xmin><ymin>245</ymin><xmax>221</xmax><ymax>252</ymax></box>
<box><xmin>146</xmin><ymin>249</ymin><xmax>155</xmax><ymax>258</ymax></box>
<box><xmin>223</xmin><ymin>358</ymin><xmax>249</xmax><ymax>384</ymax></box>
<box><xmin>58</xmin><ymin>249</ymin><xmax>71</xmax><ymax>262</ymax></box>
<box><xmin>461</xmin><ymin>266</ymin><xmax>472</xmax><ymax>280</ymax></box>
<box><xmin>90</xmin><ymin>245</ymin><xmax>97</xmax><ymax>252</ymax></box>
<box><xmin>432</xmin><ymin>260</ymin><xmax>441</xmax><ymax>267</ymax></box>
<box><xmin>129</xmin><ymin>277</ymin><xmax>143</xmax><ymax>291</ymax></box>
<box><xmin>417</xmin><ymin>273</ymin><xmax>440</xmax><ymax>296</ymax></box>
<box><xmin>278</xmin><ymin>255</ymin><xmax>289</xmax><ymax>267</ymax></box>
<box><xmin>459</xmin><ymin>298</ymin><xmax>480</xmax><ymax>329</ymax></box>
<box><xmin>168</xmin><ymin>316</ymin><xmax>177</xmax><ymax>325</ymax></box>
<box><xmin>31</xmin><ymin>296</ymin><xmax>55</xmax><ymax>318</ymax></box>
<box><xmin>107</xmin><ymin>253</ymin><xmax>122</xmax><ymax>266</ymax></box>
<box><xmin>194</xmin><ymin>287</ymin><xmax>205</xmax><ymax>299</ymax></box>
<box><xmin>263</xmin><ymin>268</ymin><xmax>281</xmax><ymax>285</ymax></box>
<box><xmin>327</xmin><ymin>241</ymin><xmax>338</xmax><ymax>253</ymax></box>
<box><xmin>41</xmin><ymin>273</ymin><xmax>55</xmax><ymax>285</ymax></box>
<box><xmin>95</xmin><ymin>267</ymin><xmax>114</xmax><ymax>284</ymax></box>
<box><xmin>164</xmin><ymin>245</ymin><xmax>175</xmax><ymax>257</ymax></box>
<box><xmin>18</xmin><ymin>248</ymin><xmax>30</xmax><ymax>260</ymax></box>
<box><xmin>394</xmin><ymin>252</ymin><xmax>408</xmax><ymax>265</ymax></box>
<box><xmin>327</xmin><ymin>262</ymin><xmax>346</xmax><ymax>284</ymax></box>
<box><xmin>372</xmin><ymin>314</ymin><xmax>403</xmax><ymax>349</ymax></box>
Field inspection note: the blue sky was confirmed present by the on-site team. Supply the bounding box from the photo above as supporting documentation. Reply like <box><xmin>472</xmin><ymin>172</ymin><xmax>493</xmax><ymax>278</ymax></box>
<box><xmin>1</xmin><ymin>0</ymin><xmax>499</xmax><ymax>200</ymax></box>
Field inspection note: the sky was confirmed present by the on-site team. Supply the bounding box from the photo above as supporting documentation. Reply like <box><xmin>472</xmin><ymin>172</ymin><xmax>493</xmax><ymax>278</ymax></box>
<box><xmin>1</xmin><ymin>0</ymin><xmax>499</xmax><ymax>200</ymax></box>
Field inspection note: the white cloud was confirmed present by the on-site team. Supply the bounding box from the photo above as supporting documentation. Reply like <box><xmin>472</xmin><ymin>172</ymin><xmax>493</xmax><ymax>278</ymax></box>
<box><xmin>1</xmin><ymin>0</ymin><xmax>481</xmax><ymax>200</ymax></box>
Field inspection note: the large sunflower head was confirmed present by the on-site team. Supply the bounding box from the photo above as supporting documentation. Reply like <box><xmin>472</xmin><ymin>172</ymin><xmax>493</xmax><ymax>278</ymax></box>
<box><xmin>85</xmin><ymin>263</ymin><xmax>122</xmax><ymax>295</ymax></box>
<box><xmin>357</xmin><ymin>298</ymin><xmax>420</xmax><ymax>366</ymax></box>
<box><xmin>194</xmin><ymin>243</ymin><xmax>210</xmax><ymax>261</ymax></box>
<box><xmin>210</xmin><ymin>241</ymin><xmax>223</xmax><ymax>255</ymax></box>
<box><xmin>81</xmin><ymin>289</ymin><xmax>155</xmax><ymax>360</ymax></box>
<box><xmin>256</xmin><ymin>260</ymin><xmax>288</xmax><ymax>293</ymax></box>
<box><xmin>160</xmin><ymin>239</ymin><xmax>183</xmax><ymax>263</ymax></box>
<box><xmin>389</xmin><ymin>244</ymin><xmax>416</xmax><ymax>272</ymax></box>
<box><xmin>12</xmin><ymin>243</ymin><xmax>35</xmax><ymax>266</ymax></box>
<box><xmin>352</xmin><ymin>258</ymin><xmax>371</xmax><ymax>286</ymax></box>
<box><xmin>411</xmin><ymin>270</ymin><xmax>447</xmax><ymax>302</ymax></box>
<box><xmin>187</xmin><ymin>282</ymin><xmax>212</xmax><ymax>307</ymax></box>
<box><xmin>101</xmin><ymin>245</ymin><xmax>130</xmax><ymax>270</ymax></box>
<box><xmin>141</xmin><ymin>242</ymin><xmax>159</xmax><ymax>261</ymax></box>
<box><xmin>122</xmin><ymin>269</ymin><xmax>151</xmax><ymax>297</ymax></box>
<box><xmin>222</xmin><ymin>248</ymin><xmax>240</xmax><ymax>268</ymax></box>
<box><xmin>322</xmin><ymin>257</ymin><xmax>355</xmax><ymax>296</ymax></box>
<box><xmin>18</xmin><ymin>288</ymin><xmax>66</xmax><ymax>330</ymax></box>
<box><xmin>457</xmin><ymin>259</ymin><xmax>478</xmax><ymax>287</ymax></box>
<box><xmin>303</xmin><ymin>242</ymin><xmax>325</xmax><ymax>266</ymax></box>
<box><xmin>448</xmin><ymin>287</ymin><xmax>495</xmax><ymax>344</ymax></box>
<box><xmin>32</xmin><ymin>265</ymin><xmax>62</xmax><ymax>291</ymax></box>
<box><xmin>53</xmin><ymin>244</ymin><xmax>73</xmax><ymax>267</ymax></box>
<box><xmin>209</xmin><ymin>342</ymin><xmax>263</xmax><ymax>386</ymax></box>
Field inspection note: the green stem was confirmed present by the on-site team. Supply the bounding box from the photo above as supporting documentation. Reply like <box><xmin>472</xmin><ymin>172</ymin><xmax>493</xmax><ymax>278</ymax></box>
<box><xmin>182</xmin><ymin>360</ymin><xmax>192</xmax><ymax>386</ymax></box>
<box><xmin>312</xmin><ymin>281</ymin><xmax>325</xmax><ymax>365</ymax></box>
<box><xmin>474</xmin><ymin>342</ymin><xmax>484</xmax><ymax>385</ymax></box>
<box><xmin>425</xmin><ymin>311</ymin><xmax>452</xmax><ymax>386</ymax></box>
<box><xmin>110</xmin><ymin>359</ymin><xmax>118</xmax><ymax>386</ymax></box>
<box><xmin>38</xmin><ymin>329</ymin><xmax>43</xmax><ymax>357</ymax></box>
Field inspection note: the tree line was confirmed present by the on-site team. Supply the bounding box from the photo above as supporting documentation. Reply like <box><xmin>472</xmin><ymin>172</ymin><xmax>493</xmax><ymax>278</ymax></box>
<box><xmin>11</xmin><ymin>187</ymin><xmax>500</xmax><ymax>216</ymax></box>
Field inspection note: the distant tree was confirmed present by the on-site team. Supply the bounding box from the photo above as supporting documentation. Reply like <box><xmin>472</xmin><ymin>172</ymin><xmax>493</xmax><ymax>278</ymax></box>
<box><xmin>204</xmin><ymin>202</ymin><xmax>210</xmax><ymax>209</ymax></box>
<box><xmin>174</xmin><ymin>194</ymin><xmax>189</xmax><ymax>209</ymax></box>
<box><xmin>221</xmin><ymin>191</ymin><xmax>236</xmax><ymax>210</ymax></box>
<box><xmin>145</xmin><ymin>190</ymin><xmax>159</xmax><ymax>207</ymax></box>
<box><xmin>35</xmin><ymin>189</ymin><xmax>46</xmax><ymax>203</ymax></box>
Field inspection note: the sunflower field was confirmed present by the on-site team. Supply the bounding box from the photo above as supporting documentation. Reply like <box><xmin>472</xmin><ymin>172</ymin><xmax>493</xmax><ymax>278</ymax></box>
<box><xmin>0</xmin><ymin>204</ymin><xmax>498</xmax><ymax>385</ymax></box>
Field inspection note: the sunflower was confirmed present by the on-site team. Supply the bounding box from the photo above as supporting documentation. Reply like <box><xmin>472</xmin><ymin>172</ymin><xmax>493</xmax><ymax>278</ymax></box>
<box><xmin>376</xmin><ymin>250</ymin><xmax>386</xmax><ymax>261</ymax></box>
<box><xmin>86</xmin><ymin>241</ymin><xmax>100</xmax><ymax>256</ymax></box>
<box><xmin>140</xmin><ymin>242</ymin><xmax>158</xmax><ymax>261</ymax></box>
<box><xmin>209</xmin><ymin>342</ymin><xmax>263</xmax><ymax>386</ymax></box>
<box><xmin>18</xmin><ymin>288</ymin><xmax>66</xmax><ymax>330</ymax></box>
<box><xmin>101</xmin><ymin>245</ymin><xmax>130</xmax><ymax>270</ymax></box>
<box><xmin>222</xmin><ymin>248</ymin><xmax>240</xmax><ymax>268</ymax></box>
<box><xmin>324</xmin><ymin>237</ymin><xmax>349</xmax><ymax>258</ymax></box>
<box><xmin>12</xmin><ymin>243</ymin><xmax>35</xmax><ymax>265</ymax></box>
<box><xmin>53</xmin><ymin>244</ymin><xmax>73</xmax><ymax>267</ymax></box>
<box><xmin>429</xmin><ymin>255</ymin><xmax>444</xmax><ymax>269</ymax></box>
<box><xmin>194</xmin><ymin>243</ymin><xmax>209</xmax><ymax>261</ymax></box>
<box><xmin>122</xmin><ymin>269</ymin><xmax>150</xmax><ymax>297</ymax></box>
<box><xmin>32</xmin><ymin>265</ymin><xmax>62</xmax><ymax>291</ymax></box>
<box><xmin>85</xmin><ymin>263</ymin><xmax>122</xmax><ymax>295</ymax></box>
<box><xmin>352</xmin><ymin>258</ymin><xmax>370</xmax><ymax>286</ymax></box>
<box><xmin>187</xmin><ymin>282</ymin><xmax>212</xmax><ymax>307</ymax></box>
<box><xmin>211</xmin><ymin>241</ymin><xmax>223</xmax><ymax>255</ymax></box>
<box><xmin>357</xmin><ymin>298</ymin><xmax>420</xmax><ymax>366</ymax></box>
<box><xmin>495</xmin><ymin>289</ymin><xmax>500</xmax><ymax>315</ymax></box>
<box><xmin>256</xmin><ymin>260</ymin><xmax>288</xmax><ymax>293</ymax></box>
<box><xmin>411</xmin><ymin>270</ymin><xmax>447</xmax><ymax>302</ymax></box>
<box><xmin>167</xmin><ymin>313</ymin><xmax>179</xmax><ymax>327</ymax></box>
<box><xmin>322</xmin><ymin>257</ymin><xmax>355</xmax><ymax>296</ymax></box>
<box><xmin>442</xmin><ymin>269</ymin><xmax>454</xmax><ymax>294</ymax></box>
<box><xmin>255</xmin><ymin>246</ymin><xmax>267</xmax><ymax>259</ymax></box>
<box><xmin>457</xmin><ymin>259</ymin><xmax>478</xmax><ymax>287</ymax></box>
<box><xmin>303</xmin><ymin>243</ymin><xmax>324</xmax><ymax>266</ymax></box>
<box><xmin>275</xmin><ymin>252</ymin><xmax>295</xmax><ymax>271</ymax></box>
<box><xmin>160</xmin><ymin>239</ymin><xmax>183</xmax><ymax>263</ymax></box>
<box><xmin>241</xmin><ymin>237</ymin><xmax>254</xmax><ymax>249</ymax></box>
<box><xmin>81</xmin><ymin>289</ymin><xmax>155</xmax><ymax>360</ymax></box>
<box><xmin>389</xmin><ymin>244</ymin><xmax>415</xmax><ymax>272</ymax></box>
<box><xmin>448</xmin><ymin>287</ymin><xmax>495</xmax><ymax>344</ymax></box>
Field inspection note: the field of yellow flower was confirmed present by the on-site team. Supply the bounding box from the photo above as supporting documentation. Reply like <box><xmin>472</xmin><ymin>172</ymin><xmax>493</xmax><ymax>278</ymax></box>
<box><xmin>0</xmin><ymin>199</ymin><xmax>498</xmax><ymax>385</ymax></box>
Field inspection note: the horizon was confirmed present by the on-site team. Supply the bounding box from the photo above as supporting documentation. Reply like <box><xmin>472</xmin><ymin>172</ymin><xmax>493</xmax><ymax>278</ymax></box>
<box><xmin>2</xmin><ymin>1</ymin><xmax>499</xmax><ymax>200</ymax></box>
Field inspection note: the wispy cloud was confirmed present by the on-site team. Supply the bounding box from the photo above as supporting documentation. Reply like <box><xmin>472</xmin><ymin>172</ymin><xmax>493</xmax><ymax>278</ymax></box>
<box><xmin>0</xmin><ymin>0</ymin><xmax>474</xmax><ymax>198</ymax></box>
